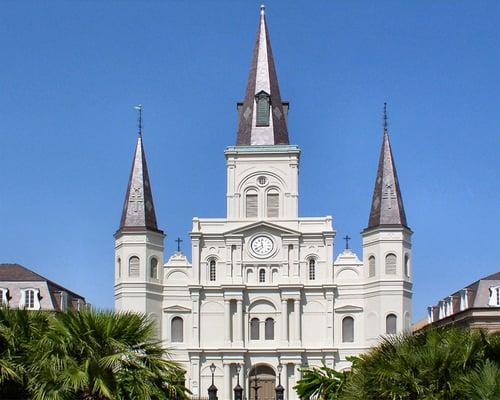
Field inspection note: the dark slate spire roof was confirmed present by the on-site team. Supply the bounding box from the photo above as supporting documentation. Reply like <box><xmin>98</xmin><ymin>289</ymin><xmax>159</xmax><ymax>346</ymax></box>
<box><xmin>236</xmin><ymin>5</ymin><xmax>289</xmax><ymax>146</ymax></box>
<box><xmin>367</xmin><ymin>104</ymin><xmax>408</xmax><ymax>230</ymax></box>
<box><xmin>118</xmin><ymin>132</ymin><xmax>161</xmax><ymax>234</ymax></box>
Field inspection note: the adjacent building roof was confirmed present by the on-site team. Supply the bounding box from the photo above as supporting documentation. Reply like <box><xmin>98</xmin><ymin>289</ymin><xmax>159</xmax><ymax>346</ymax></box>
<box><xmin>0</xmin><ymin>263</ymin><xmax>85</xmax><ymax>301</ymax></box>
<box><xmin>236</xmin><ymin>5</ymin><xmax>289</xmax><ymax>146</ymax></box>
<box><xmin>118</xmin><ymin>134</ymin><xmax>161</xmax><ymax>234</ymax></box>
<box><xmin>366</xmin><ymin>104</ymin><xmax>408</xmax><ymax>230</ymax></box>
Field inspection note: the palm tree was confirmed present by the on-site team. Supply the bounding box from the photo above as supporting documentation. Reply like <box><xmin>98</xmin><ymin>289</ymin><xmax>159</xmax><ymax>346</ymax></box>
<box><xmin>0</xmin><ymin>307</ymin><xmax>49</xmax><ymax>399</ymax></box>
<box><xmin>294</xmin><ymin>363</ymin><xmax>348</xmax><ymax>400</ymax></box>
<box><xmin>295</xmin><ymin>327</ymin><xmax>500</xmax><ymax>400</ymax></box>
<box><xmin>342</xmin><ymin>328</ymin><xmax>500</xmax><ymax>400</ymax></box>
<box><xmin>28</xmin><ymin>309</ymin><xmax>189</xmax><ymax>400</ymax></box>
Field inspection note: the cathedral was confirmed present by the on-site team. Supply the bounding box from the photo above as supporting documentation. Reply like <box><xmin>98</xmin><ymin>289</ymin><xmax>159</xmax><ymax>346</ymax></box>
<box><xmin>114</xmin><ymin>6</ymin><xmax>412</xmax><ymax>400</ymax></box>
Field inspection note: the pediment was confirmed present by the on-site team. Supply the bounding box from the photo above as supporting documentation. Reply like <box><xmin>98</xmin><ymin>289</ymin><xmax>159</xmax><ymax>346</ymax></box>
<box><xmin>335</xmin><ymin>305</ymin><xmax>363</xmax><ymax>313</ymax></box>
<box><xmin>224</xmin><ymin>221</ymin><xmax>300</xmax><ymax>236</ymax></box>
<box><xmin>163</xmin><ymin>305</ymin><xmax>191</xmax><ymax>313</ymax></box>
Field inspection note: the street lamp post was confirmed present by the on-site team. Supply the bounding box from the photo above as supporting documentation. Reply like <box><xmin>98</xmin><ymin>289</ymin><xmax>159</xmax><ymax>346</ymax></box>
<box><xmin>275</xmin><ymin>363</ymin><xmax>284</xmax><ymax>400</ymax></box>
<box><xmin>208</xmin><ymin>363</ymin><xmax>218</xmax><ymax>400</ymax></box>
<box><xmin>233</xmin><ymin>363</ymin><xmax>243</xmax><ymax>400</ymax></box>
<box><xmin>252</xmin><ymin>366</ymin><xmax>261</xmax><ymax>400</ymax></box>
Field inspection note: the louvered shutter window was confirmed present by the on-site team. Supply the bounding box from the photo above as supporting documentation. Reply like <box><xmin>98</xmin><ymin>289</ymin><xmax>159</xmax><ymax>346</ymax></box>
<box><xmin>309</xmin><ymin>259</ymin><xmax>316</xmax><ymax>280</ymax></box>
<box><xmin>171</xmin><ymin>317</ymin><xmax>183</xmax><ymax>342</ymax></box>
<box><xmin>209</xmin><ymin>260</ymin><xmax>216</xmax><ymax>281</ymax></box>
<box><xmin>150</xmin><ymin>258</ymin><xmax>158</xmax><ymax>279</ymax></box>
<box><xmin>129</xmin><ymin>256</ymin><xmax>140</xmax><ymax>277</ymax></box>
<box><xmin>342</xmin><ymin>316</ymin><xmax>354</xmax><ymax>343</ymax></box>
<box><xmin>386</xmin><ymin>314</ymin><xmax>397</xmax><ymax>334</ymax></box>
<box><xmin>265</xmin><ymin>318</ymin><xmax>274</xmax><ymax>340</ymax></box>
<box><xmin>259</xmin><ymin>269</ymin><xmax>266</xmax><ymax>283</ymax></box>
<box><xmin>246</xmin><ymin>193</ymin><xmax>258</xmax><ymax>218</ymax></box>
<box><xmin>404</xmin><ymin>254</ymin><xmax>410</xmax><ymax>277</ymax></box>
<box><xmin>385</xmin><ymin>254</ymin><xmax>397</xmax><ymax>275</ymax></box>
<box><xmin>256</xmin><ymin>92</ymin><xmax>270</xmax><ymax>126</ymax></box>
<box><xmin>250</xmin><ymin>318</ymin><xmax>260</xmax><ymax>340</ymax></box>
<box><xmin>267</xmin><ymin>192</ymin><xmax>279</xmax><ymax>218</ymax></box>
<box><xmin>368</xmin><ymin>256</ymin><xmax>375</xmax><ymax>277</ymax></box>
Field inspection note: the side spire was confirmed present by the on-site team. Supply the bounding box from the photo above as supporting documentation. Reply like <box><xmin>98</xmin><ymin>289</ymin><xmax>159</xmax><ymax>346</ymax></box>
<box><xmin>366</xmin><ymin>103</ymin><xmax>408</xmax><ymax>230</ymax></box>
<box><xmin>117</xmin><ymin>106</ymin><xmax>161</xmax><ymax>234</ymax></box>
<box><xmin>236</xmin><ymin>5</ymin><xmax>289</xmax><ymax>146</ymax></box>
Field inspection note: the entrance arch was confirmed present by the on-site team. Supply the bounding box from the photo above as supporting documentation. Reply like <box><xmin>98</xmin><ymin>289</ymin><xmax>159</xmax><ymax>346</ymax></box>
<box><xmin>248</xmin><ymin>364</ymin><xmax>276</xmax><ymax>400</ymax></box>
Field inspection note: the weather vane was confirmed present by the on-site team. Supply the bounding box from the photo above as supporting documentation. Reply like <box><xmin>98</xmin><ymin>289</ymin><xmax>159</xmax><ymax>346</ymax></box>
<box><xmin>383</xmin><ymin>102</ymin><xmax>388</xmax><ymax>131</ymax></box>
<box><xmin>134</xmin><ymin>104</ymin><xmax>143</xmax><ymax>136</ymax></box>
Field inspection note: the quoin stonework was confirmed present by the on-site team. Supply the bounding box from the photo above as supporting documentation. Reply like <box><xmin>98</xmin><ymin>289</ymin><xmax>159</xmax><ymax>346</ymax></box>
<box><xmin>114</xmin><ymin>6</ymin><xmax>413</xmax><ymax>400</ymax></box>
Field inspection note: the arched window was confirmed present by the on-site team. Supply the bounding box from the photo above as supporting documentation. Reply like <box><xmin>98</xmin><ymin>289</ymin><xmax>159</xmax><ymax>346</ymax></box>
<box><xmin>129</xmin><ymin>256</ymin><xmax>140</xmax><ymax>277</ymax></box>
<box><xmin>267</xmin><ymin>190</ymin><xmax>279</xmax><ymax>218</ymax></box>
<box><xmin>209</xmin><ymin>260</ymin><xmax>216</xmax><ymax>281</ymax></box>
<box><xmin>309</xmin><ymin>259</ymin><xmax>316</xmax><ymax>280</ymax></box>
<box><xmin>255</xmin><ymin>91</ymin><xmax>270</xmax><ymax>126</ymax></box>
<box><xmin>385</xmin><ymin>254</ymin><xmax>397</xmax><ymax>275</ymax></box>
<box><xmin>342</xmin><ymin>316</ymin><xmax>354</xmax><ymax>343</ymax></box>
<box><xmin>246</xmin><ymin>190</ymin><xmax>258</xmax><ymax>218</ymax></box>
<box><xmin>250</xmin><ymin>318</ymin><xmax>260</xmax><ymax>340</ymax></box>
<box><xmin>386</xmin><ymin>314</ymin><xmax>397</xmax><ymax>334</ymax></box>
<box><xmin>368</xmin><ymin>256</ymin><xmax>375</xmax><ymax>277</ymax></box>
<box><xmin>171</xmin><ymin>317</ymin><xmax>183</xmax><ymax>342</ymax></box>
<box><xmin>404</xmin><ymin>254</ymin><xmax>410</xmax><ymax>277</ymax></box>
<box><xmin>150</xmin><ymin>258</ymin><xmax>158</xmax><ymax>279</ymax></box>
<box><xmin>259</xmin><ymin>268</ymin><xmax>266</xmax><ymax>283</ymax></box>
<box><xmin>117</xmin><ymin>258</ymin><xmax>121</xmax><ymax>278</ymax></box>
<box><xmin>265</xmin><ymin>318</ymin><xmax>274</xmax><ymax>340</ymax></box>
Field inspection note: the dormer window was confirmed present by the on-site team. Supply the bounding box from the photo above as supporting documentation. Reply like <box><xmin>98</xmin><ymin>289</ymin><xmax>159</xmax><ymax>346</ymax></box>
<box><xmin>255</xmin><ymin>91</ymin><xmax>270</xmax><ymax>126</ymax></box>
<box><xmin>489</xmin><ymin>286</ymin><xmax>500</xmax><ymax>307</ymax></box>
<box><xmin>0</xmin><ymin>288</ymin><xmax>8</xmax><ymax>305</ymax></box>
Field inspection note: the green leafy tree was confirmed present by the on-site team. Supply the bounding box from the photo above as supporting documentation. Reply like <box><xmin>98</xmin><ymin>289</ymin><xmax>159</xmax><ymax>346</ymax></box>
<box><xmin>295</xmin><ymin>328</ymin><xmax>500</xmax><ymax>400</ymax></box>
<box><xmin>343</xmin><ymin>328</ymin><xmax>500</xmax><ymax>400</ymax></box>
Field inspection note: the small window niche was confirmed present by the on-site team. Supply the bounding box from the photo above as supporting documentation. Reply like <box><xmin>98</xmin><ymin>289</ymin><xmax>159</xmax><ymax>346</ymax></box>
<box><xmin>255</xmin><ymin>91</ymin><xmax>271</xmax><ymax>126</ymax></box>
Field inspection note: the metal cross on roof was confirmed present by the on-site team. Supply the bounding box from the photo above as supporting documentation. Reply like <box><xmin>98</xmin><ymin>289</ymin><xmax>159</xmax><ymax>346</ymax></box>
<box><xmin>343</xmin><ymin>235</ymin><xmax>351</xmax><ymax>250</ymax></box>
<box><xmin>175</xmin><ymin>237</ymin><xmax>183</xmax><ymax>253</ymax></box>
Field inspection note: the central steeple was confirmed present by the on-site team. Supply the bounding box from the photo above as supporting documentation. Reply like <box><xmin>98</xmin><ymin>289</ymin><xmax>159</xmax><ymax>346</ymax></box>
<box><xmin>236</xmin><ymin>5</ymin><xmax>289</xmax><ymax>146</ymax></box>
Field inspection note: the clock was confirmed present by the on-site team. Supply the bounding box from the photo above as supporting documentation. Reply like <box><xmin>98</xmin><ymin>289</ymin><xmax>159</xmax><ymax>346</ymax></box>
<box><xmin>251</xmin><ymin>236</ymin><xmax>274</xmax><ymax>256</ymax></box>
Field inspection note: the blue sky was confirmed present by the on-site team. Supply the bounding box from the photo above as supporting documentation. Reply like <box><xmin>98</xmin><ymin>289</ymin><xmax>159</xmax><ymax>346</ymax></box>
<box><xmin>1</xmin><ymin>1</ymin><xmax>499</xmax><ymax>321</ymax></box>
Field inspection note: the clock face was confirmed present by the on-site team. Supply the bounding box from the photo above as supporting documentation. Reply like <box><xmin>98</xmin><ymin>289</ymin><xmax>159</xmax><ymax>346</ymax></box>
<box><xmin>251</xmin><ymin>236</ymin><xmax>274</xmax><ymax>256</ymax></box>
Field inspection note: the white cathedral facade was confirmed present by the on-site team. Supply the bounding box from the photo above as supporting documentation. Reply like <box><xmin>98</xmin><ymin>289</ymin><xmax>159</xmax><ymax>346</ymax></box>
<box><xmin>114</xmin><ymin>7</ymin><xmax>412</xmax><ymax>400</ymax></box>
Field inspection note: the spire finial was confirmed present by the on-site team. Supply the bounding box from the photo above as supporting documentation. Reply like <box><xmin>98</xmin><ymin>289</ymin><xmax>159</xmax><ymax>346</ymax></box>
<box><xmin>260</xmin><ymin>4</ymin><xmax>265</xmax><ymax>16</ymax></box>
<box><xmin>134</xmin><ymin>104</ymin><xmax>143</xmax><ymax>136</ymax></box>
<box><xmin>383</xmin><ymin>102</ymin><xmax>388</xmax><ymax>132</ymax></box>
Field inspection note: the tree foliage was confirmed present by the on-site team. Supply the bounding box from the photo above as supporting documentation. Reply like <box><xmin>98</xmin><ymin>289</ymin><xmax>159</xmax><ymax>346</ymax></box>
<box><xmin>295</xmin><ymin>327</ymin><xmax>500</xmax><ymax>400</ymax></box>
<box><xmin>0</xmin><ymin>307</ymin><xmax>189</xmax><ymax>400</ymax></box>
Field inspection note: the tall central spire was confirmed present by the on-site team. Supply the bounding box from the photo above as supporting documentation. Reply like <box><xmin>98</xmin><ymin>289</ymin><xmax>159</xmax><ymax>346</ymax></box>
<box><xmin>236</xmin><ymin>5</ymin><xmax>289</xmax><ymax>146</ymax></box>
<box><xmin>117</xmin><ymin>107</ymin><xmax>161</xmax><ymax>234</ymax></box>
<box><xmin>366</xmin><ymin>104</ymin><xmax>408</xmax><ymax>230</ymax></box>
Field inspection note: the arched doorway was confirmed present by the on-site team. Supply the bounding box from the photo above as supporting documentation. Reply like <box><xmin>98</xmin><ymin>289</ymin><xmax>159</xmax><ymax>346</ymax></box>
<box><xmin>248</xmin><ymin>364</ymin><xmax>276</xmax><ymax>400</ymax></box>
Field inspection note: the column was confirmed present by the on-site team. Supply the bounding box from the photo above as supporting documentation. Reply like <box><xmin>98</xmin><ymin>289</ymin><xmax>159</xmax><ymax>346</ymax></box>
<box><xmin>294</xmin><ymin>299</ymin><xmax>301</xmax><ymax>344</ymax></box>
<box><xmin>224</xmin><ymin>299</ymin><xmax>231</xmax><ymax>344</ymax></box>
<box><xmin>281</xmin><ymin>299</ymin><xmax>288</xmax><ymax>344</ymax></box>
<box><xmin>224</xmin><ymin>363</ymin><xmax>231</xmax><ymax>400</ymax></box>
<box><xmin>293</xmin><ymin>363</ymin><xmax>301</xmax><ymax>389</ymax></box>
<box><xmin>236</xmin><ymin>299</ymin><xmax>243</xmax><ymax>345</ymax></box>
<box><xmin>284</xmin><ymin>363</ymin><xmax>289</xmax><ymax>400</ymax></box>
